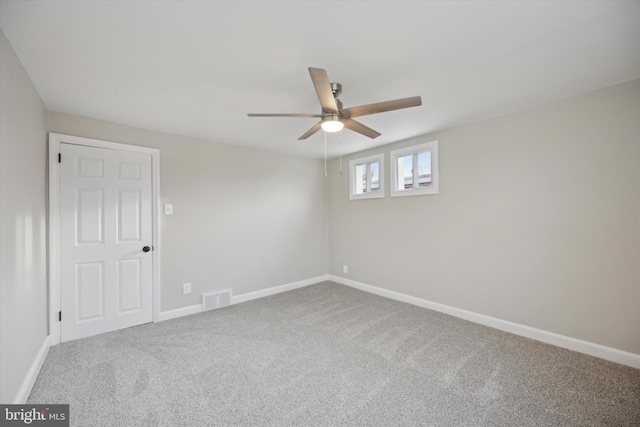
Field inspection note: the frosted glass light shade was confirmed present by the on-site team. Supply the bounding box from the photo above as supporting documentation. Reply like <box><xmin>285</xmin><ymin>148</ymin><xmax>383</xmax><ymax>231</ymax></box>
<box><xmin>321</xmin><ymin>116</ymin><xmax>344</xmax><ymax>132</ymax></box>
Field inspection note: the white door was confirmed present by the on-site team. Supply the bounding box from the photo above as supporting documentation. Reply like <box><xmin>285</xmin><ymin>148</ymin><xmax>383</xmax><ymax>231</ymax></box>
<box><xmin>59</xmin><ymin>143</ymin><xmax>153</xmax><ymax>342</ymax></box>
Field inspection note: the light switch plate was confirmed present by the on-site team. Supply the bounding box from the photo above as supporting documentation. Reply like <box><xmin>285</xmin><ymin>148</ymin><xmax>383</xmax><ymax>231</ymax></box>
<box><xmin>164</xmin><ymin>204</ymin><xmax>173</xmax><ymax>215</ymax></box>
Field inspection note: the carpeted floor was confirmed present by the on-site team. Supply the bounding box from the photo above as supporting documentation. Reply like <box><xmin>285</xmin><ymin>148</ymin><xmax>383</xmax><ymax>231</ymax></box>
<box><xmin>29</xmin><ymin>281</ymin><xmax>640</xmax><ymax>426</ymax></box>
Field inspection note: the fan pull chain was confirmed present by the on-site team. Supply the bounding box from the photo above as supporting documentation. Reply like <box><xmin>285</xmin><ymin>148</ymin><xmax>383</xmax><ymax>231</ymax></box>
<box><xmin>324</xmin><ymin>131</ymin><xmax>327</xmax><ymax>177</ymax></box>
<box><xmin>339</xmin><ymin>131</ymin><xmax>343</xmax><ymax>175</ymax></box>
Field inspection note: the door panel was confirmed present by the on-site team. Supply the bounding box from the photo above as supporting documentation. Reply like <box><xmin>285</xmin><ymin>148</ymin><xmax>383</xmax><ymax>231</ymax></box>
<box><xmin>77</xmin><ymin>188</ymin><xmax>104</xmax><ymax>244</ymax></box>
<box><xmin>76</xmin><ymin>157</ymin><xmax>104</xmax><ymax>178</ymax></box>
<box><xmin>60</xmin><ymin>143</ymin><xmax>153</xmax><ymax>342</ymax></box>
<box><xmin>118</xmin><ymin>162</ymin><xmax>141</xmax><ymax>180</ymax></box>
<box><xmin>118</xmin><ymin>189</ymin><xmax>141</xmax><ymax>242</ymax></box>
<box><xmin>117</xmin><ymin>258</ymin><xmax>141</xmax><ymax>313</ymax></box>
<box><xmin>75</xmin><ymin>262</ymin><xmax>105</xmax><ymax>321</ymax></box>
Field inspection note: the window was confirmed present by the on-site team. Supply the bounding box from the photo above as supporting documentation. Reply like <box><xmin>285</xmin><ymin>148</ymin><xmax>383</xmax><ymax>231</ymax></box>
<box><xmin>349</xmin><ymin>153</ymin><xmax>384</xmax><ymax>200</ymax></box>
<box><xmin>390</xmin><ymin>141</ymin><xmax>438</xmax><ymax>197</ymax></box>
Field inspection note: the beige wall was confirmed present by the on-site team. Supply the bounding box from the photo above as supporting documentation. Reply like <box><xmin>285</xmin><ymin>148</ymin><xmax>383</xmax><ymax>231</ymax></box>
<box><xmin>328</xmin><ymin>79</ymin><xmax>640</xmax><ymax>355</ymax></box>
<box><xmin>0</xmin><ymin>31</ymin><xmax>49</xmax><ymax>402</ymax></box>
<box><xmin>47</xmin><ymin>111</ymin><xmax>329</xmax><ymax>312</ymax></box>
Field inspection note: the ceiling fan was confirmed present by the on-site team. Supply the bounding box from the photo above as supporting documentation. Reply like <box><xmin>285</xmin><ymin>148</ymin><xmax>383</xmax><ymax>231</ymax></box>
<box><xmin>248</xmin><ymin>67</ymin><xmax>422</xmax><ymax>140</ymax></box>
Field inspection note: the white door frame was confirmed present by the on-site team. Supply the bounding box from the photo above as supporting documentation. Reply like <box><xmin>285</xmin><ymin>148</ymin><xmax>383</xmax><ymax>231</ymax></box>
<box><xmin>48</xmin><ymin>133</ymin><xmax>161</xmax><ymax>345</ymax></box>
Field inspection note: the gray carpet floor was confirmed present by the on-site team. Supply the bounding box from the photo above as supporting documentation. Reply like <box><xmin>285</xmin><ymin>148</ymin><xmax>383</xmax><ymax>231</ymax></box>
<box><xmin>29</xmin><ymin>281</ymin><xmax>640</xmax><ymax>426</ymax></box>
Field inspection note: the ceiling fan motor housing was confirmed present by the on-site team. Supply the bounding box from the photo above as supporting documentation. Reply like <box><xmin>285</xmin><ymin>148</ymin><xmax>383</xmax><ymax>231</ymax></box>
<box><xmin>330</xmin><ymin>82</ymin><xmax>342</xmax><ymax>98</ymax></box>
<box><xmin>324</xmin><ymin>83</ymin><xmax>343</xmax><ymax>116</ymax></box>
<box><xmin>328</xmin><ymin>99</ymin><xmax>343</xmax><ymax>116</ymax></box>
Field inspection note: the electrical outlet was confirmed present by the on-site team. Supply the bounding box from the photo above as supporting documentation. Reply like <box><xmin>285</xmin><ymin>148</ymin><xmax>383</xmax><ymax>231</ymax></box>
<box><xmin>343</xmin><ymin>265</ymin><xmax>349</xmax><ymax>274</ymax></box>
<box><xmin>183</xmin><ymin>282</ymin><xmax>192</xmax><ymax>295</ymax></box>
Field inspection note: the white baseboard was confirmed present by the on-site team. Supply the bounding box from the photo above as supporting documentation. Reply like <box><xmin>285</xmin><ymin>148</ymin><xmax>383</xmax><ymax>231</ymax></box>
<box><xmin>13</xmin><ymin>335</ymin><xmax>50</xmax><ymax>404</ymax></box>
<box><xmin>158</xmin><ymin>275</ymin><xmax>329</xmax><ymax>322</ymax></box>
<box><xmin>231</xmin><ymin>275</ymin><xmax>329</xmax><ymax>305</ymax></box>
<box><xmin>157</xmin><ymin>303</ymin><xmax>203</xmax><ymax>322</ymax></box>
<box><xmin>328</xmin><ymin>275</ymin><xmax>640</xmax><ymax>369</ymax></box>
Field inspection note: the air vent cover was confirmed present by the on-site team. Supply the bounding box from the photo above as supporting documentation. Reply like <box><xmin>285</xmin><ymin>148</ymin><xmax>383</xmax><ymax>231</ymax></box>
<box><xmin>202</xmin><ymin>289</ymin><xmax>232</xmax><ymax>311</ymax></box>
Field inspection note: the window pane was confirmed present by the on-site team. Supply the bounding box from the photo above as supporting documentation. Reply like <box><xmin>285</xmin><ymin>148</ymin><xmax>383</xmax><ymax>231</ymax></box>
<box><xmin>369</xmin><ymin>162</ymin><xmax>380</xmax><ymax>192</ymax></box>
<box><xmin>355</xmin><ymin>163</ymin><xmax>366</xmax><ymax>194</ymax></box>
<box><xmin>397</xmin><ymin>154</ymin><xmax>413</xmax><ymax>190</ymax></box>
<box><xmin>389</xmin><ymin>141</ymin><xmax>437</xmax><ymax>197</ymax></box>
<box><xmin>417</xmin><ymin>151</ymin><xmax>432</xmax><ymax>187</ymax></box>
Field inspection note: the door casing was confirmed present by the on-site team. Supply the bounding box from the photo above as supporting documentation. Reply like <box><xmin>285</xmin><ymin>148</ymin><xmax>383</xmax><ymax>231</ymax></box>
<box><xmin>48</xmin><ymin>133</ymin><xmax>161</xmax><ymax>345</ymax></box>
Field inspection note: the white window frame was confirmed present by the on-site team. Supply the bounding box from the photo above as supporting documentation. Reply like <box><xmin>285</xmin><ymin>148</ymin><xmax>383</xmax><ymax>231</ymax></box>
<box><xmin>349</xmin><ymin>153</ymin><xmax>385</xmax><ymax>200</ymax></box>
<box><xmin>390</xmin><ymin>140</ymin><xmax>439</xmax><ymax>197</ymax></box>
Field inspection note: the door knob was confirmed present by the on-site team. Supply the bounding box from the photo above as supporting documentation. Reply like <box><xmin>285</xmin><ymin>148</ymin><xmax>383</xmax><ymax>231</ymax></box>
<box><xmin>143</xmin><ymin>246</ymin><xmax>151</xmax><ymax>252</ymax></box>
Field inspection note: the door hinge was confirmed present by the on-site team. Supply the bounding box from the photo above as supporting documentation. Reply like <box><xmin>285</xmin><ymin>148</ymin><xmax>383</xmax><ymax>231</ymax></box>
<box><xmin>58</xmin><ymin>153</ymin><xmax>61</xmax><ymax>163</ymax></box>
<box><xmin>58</xmin><ymin>311</ymin><xmax>62</xmax><ymax>322</ymax></box>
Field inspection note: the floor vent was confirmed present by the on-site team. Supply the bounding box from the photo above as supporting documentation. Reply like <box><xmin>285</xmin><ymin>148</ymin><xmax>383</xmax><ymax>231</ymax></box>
<box><xmin>202</xmin><ymin>289</ymin><xmax>232</xmax><ymax>311</ymax></box>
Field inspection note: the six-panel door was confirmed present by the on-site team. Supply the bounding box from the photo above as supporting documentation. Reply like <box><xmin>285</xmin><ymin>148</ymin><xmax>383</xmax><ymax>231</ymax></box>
<box><xmin>59</xmin><ymin>143</ymin><xmax>153</xmax><ymax>342</ymax></box>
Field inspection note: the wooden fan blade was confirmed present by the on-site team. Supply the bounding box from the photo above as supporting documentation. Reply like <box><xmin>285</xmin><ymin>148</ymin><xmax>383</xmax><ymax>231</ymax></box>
<box><xmin>298</xmin><ymin>121</ymin><xmax>322</xmax><ymax>140</ymax></box>
<box><xmin>308</xmin><ymin>67</ymin><xmax>338</xmax><ymax>113</ymax></box>
<box><xmin>343</xmin><ymin>119</ymin><xmax>381</xmax><ymax>139</ymax></box>
<box><xmin>341</xmin><ymin>96</ymin><xmax>422</xmax><ymax>119</ymax></box>
<box><xmin>247</xmin><ymin>113</ymin><xmax>322</xmax><ymax>118</ymax></box>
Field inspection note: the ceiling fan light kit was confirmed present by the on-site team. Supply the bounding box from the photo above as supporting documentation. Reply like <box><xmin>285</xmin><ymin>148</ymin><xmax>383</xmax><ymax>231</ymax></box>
<box><xmin>248</xmin><ymin>67</ymin><xmax>422</xmax><ymax>140</ymax></box>
<box><xmin>321</xmin><ymin>115</ymin><xmax>344</xmax><ymax>133</ymax></box>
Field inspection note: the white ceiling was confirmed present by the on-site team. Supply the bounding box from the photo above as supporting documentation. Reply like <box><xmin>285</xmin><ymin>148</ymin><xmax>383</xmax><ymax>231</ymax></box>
<box><xmin>1</xmin><ymin>1</ymin><xmax>639</xmax><ymax>159</ymax></box>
